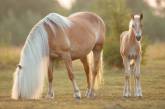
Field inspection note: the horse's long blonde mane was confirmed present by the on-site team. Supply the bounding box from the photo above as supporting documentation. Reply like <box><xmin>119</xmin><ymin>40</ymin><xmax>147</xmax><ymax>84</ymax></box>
<box><xmin>12</xmin><ymin>13</ymin><xmax>71</xmax><ymax>99</ymax></box>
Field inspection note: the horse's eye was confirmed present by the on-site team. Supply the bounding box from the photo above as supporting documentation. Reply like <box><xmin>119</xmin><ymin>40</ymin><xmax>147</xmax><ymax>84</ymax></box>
<box><xmin>17</xmin><ymin>64</ymin><xmax>22</xmax><ymax>69</ymax></box>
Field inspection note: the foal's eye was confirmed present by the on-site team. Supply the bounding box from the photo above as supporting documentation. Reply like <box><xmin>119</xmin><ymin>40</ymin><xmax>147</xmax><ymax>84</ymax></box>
<box><xmin>132</xmin><ymin>25</ymin><xmax>135</xmax><ymax>28</ymax></box>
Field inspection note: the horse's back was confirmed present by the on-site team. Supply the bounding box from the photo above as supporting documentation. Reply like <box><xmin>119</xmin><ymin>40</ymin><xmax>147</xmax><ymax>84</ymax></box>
<box><xmin>68</xmin><ymin>12</ymin><xmax>105</xmax><ymax>42</ymax></box>
<box><xmin>68</xmin><ymin>12</ymin><xmax>104</xmax><ymax>26</ymax></box>
<box><xmin>66</xmin><ymin>12</ymin><xmax>105</xmax><ymax>59</ymax></box>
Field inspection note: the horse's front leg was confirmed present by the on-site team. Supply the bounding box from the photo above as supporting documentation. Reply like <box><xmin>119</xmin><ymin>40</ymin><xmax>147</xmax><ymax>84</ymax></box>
<box><xmin>46</xmin><ymin>58</ymin><xmax>54</xmax><ymax>99</ymax></box>
<box><xmin>123</xmin><ymin>57</ymin><xmax>131</xmax><ymax>97</ymax></box>
<box><xmin>134</xmin><ymin>56</ymin><xmax>142</xmax><ymax>97</ymax></box>
<box><xmin>63</xmin><ymin>53</ymin><xmax>81</xmax><ymax>99</ymax></box>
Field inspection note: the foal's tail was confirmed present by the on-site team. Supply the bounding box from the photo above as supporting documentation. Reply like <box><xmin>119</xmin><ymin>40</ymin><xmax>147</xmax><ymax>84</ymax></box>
<box><xmin>88</xmin><ymin>50</ymin><xmax>104</xmax><ymax>89</ymax></box>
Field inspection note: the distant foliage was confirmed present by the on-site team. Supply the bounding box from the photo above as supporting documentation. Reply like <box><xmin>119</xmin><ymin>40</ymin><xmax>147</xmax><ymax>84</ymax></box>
<box><xmin>0</xmin><ymin>0</ymin><xmax>66</xmax><ymax>45</ymax></box>
<box><xmin>91</xmin><ymin>0</ymin><xmax>130</xmax><ymax>67</ymax></box>
<box><xmin>127</xmin><ymin>0</ymin><xmax>165</xmax><ymax>41</ymax></box>
<box><xmin>71</xmin><ymin>0</ymin><xmax>148</xmax><ymax>68</ymax></box>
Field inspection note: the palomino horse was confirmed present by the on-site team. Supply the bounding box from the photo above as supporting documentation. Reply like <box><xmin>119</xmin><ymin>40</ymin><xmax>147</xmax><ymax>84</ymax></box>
<box><xmin>120</xmin><ymin>13</ymin><xmax>143</xmax><ymax>97</ymax></box>
<box><xmin>12</xmin><ymin>12</ymin><xmax>105</xmax><ymax>99</ymax></box>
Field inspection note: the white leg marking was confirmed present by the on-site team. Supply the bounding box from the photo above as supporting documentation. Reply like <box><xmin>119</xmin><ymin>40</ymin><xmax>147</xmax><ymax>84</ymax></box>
<box><xmin>46</xmin><ymin>82</ymin><xmax>54</xmax><ymax>99</ymax></box>
<box><xmin>72</xmin><ymin>80</ymin><xmax>81</xmax><ymax>99</ymax></box>
<box><xmin>134</xmin><ymin>58</ymin><xmax>142</xmax><ymax>97</ymax></box>
<box><xmin>123</xmin><ymin>57</ymin><xmax>131</xmax><ymax>97</ymax></box>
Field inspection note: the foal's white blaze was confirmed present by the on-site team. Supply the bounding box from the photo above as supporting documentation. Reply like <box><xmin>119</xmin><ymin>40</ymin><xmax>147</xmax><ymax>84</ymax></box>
<box><xmin>12</xmin><ymin>13</ymin><xmax>72</xmax><ymax>99</ymax></box>
<box><xmin>134</xmin><ymin>15</ymin><xmax>140</xmax><ymax>19</ymax></box>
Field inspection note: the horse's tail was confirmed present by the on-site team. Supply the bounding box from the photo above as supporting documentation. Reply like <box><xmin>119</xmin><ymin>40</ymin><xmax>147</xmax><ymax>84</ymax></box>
<box><xmin>94</xmin><ymin>50</ymin><xmax>104</xmax><ymax>89</ymax></box>
<box><xmin>12</xmin><ymin>13</ymin><xmax>71</xmax><ymax>99</ymax></box>
<box><xmin>87</xmin><ymin>50</ymin><xmax>104</xmax><ymax>89</ymax></box>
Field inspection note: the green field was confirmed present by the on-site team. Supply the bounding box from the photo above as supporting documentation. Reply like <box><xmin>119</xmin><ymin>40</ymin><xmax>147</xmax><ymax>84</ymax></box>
<box><xmin>0</xmin><ymin>43</ymin><xmax>165</xmax><ymax>109</ymax></box>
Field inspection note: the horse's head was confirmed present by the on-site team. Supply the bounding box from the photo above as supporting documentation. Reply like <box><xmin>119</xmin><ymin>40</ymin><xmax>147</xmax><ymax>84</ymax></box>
<box><xmin>129</xmin><ymin>13</ymin><xmax>143</xmax><ymax>41</ymax></box>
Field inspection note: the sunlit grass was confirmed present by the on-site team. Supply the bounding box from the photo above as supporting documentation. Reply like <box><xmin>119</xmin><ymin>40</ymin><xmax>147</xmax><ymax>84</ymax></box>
<box><xmin>0</xmin><ymin>46</ymin><xmax>20</xmax><ymax>69</ymax></box>
<box><xmin>0</xmin><ymin>43</ymin><xmax>165</xmax><ymax>109</ymax></box>
<box><xmin>146</xmin><ymin>42</ymin><xmax>165</xmax><ymax>60</ymax></box>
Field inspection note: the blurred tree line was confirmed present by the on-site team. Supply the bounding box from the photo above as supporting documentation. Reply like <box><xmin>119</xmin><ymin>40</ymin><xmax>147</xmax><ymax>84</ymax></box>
<box><xmin>0</xmin><ymin>0</ymin><xmax>163</xmax><ymax>67</ymax></box>
<box><xmin>0</xmin><ymin>0</ymin><xmax>67</xmax><ymax>45</ymax></box>
<box><xmin>71</xmin><ymin>0</ymin><xmax>147</xmax><ymax>67</ymax></box>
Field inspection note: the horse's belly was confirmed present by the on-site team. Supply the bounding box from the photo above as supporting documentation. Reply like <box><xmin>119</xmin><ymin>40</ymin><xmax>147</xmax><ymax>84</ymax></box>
<box><xmin>70</xmin><ymin>43</ymin><xmax>95</xmax><ymax>60</ymax></box>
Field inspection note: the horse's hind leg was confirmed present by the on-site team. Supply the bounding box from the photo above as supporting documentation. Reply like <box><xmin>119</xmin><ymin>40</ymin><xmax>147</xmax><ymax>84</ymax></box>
<box><xmin>80</xmin><ymin>56</ymin><xmax>91</xmax><ymax>97</ymax></box>
<box><xmin>134</xmin><ymin>57</ymin><xmax>142</xmax><ymax>97</ymax></box>
<box><xmin>46</xmin><ymin>58</ymin><xmax>54</xmax><ymax>99</ymax></box>
<box><xmin>89</xmin><ymin>46</ymin><xmax>103</xmax><ymax>97</ymax></box>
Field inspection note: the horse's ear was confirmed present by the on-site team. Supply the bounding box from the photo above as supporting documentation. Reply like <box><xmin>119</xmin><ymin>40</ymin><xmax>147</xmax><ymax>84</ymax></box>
<box><xmin>131</xmin><ymin>14</ymin><xmax>134</xmax><ymax>19</ymax></box>
<box><xmin>140</xmin><ymin>13</ymin><xmax>143</xmax><ymax>20</ymax></box>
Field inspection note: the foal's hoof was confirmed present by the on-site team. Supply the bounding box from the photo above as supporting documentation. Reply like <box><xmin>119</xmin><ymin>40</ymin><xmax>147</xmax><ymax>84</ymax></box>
<box><xmin>134</xmin><ymin>90</ymin><xmax>143</xmax><ymax>98</ymax></box>
<box><xmin>134</xmin><ymin>93</ymin><xmax>143</xmax><ymax>98</ymax></box>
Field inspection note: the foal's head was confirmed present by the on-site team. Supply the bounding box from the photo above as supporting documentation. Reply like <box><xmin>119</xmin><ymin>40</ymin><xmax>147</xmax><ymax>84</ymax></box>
<box><xmin>129</xmin><ymin>13</ymin><xmax>143</xmax><ymax>41</ymax></box>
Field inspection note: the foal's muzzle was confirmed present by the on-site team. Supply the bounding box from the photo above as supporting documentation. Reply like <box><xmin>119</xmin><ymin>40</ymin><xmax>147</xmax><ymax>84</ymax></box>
<box><xmin>136</xmin><ymin>36</ymin><xmax>141</xmax><ymax>41</ymax></box>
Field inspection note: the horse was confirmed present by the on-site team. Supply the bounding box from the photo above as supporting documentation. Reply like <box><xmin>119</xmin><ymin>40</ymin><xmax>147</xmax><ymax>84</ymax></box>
<box><xmin>11</xmin><ymin>12</ymin><xmax>105</xmax><ymax>100</ymax></box>
<box><xmin>120</xmin><ymin>13</ymin><xmax>143</xmax><ymax>97</ymax></box>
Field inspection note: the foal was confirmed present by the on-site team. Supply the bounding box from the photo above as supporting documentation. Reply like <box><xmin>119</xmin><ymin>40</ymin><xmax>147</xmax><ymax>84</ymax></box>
<box><xmin>120</xmin><ymin>13</ymin><xmax>143</xmax><ymax>97</ymax></box>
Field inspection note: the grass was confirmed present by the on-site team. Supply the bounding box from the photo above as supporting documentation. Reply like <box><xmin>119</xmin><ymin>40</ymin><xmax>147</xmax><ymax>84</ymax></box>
<box><xmin>0</xmin><ymin>46</ymin><xmax>20</xmax><ymax>69</ymax></box>
<box><xmin>0</xmin><ymin>43</ymin><xmax>165</xmax><ymax>109</ymax></box>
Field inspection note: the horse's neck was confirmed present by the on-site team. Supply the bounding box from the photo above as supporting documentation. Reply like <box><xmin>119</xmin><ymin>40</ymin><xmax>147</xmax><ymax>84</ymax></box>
<box><xmin>128</xmin><ymin>28</ymin><xmax>136</xmax><ymax>44</ymax></box>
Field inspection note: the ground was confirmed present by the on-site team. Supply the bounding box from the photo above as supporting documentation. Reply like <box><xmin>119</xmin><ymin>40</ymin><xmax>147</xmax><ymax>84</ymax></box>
<box><xmin>0</xmin><ymin>43</ymin><xmax>165</xmax><ymax>109</ymax></box>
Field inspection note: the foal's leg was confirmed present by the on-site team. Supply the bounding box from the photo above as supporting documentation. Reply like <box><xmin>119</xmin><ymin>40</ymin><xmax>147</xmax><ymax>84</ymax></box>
<box><xmin>134</xmin><ymin>56</ymin><xmax>142</xmax><ymax>97</ymax></box>
<box><xmin>46</xmin><ymin>59</ymin><xmax>54</xmax><ymax>99</ymax></box>
<box><xmin>63</xmin><ymin>54</ymin><xmax>81</xmax><ymax>99</ymax></box>
<box><xmin>123</xmin><ymin>57</ymin><xmax>131</xmax><ymax>97</ymax></box>
<box><xmin>80</xmin><ymin>56</ymin><xmax>91</xmax><ymax>97</ymax></box>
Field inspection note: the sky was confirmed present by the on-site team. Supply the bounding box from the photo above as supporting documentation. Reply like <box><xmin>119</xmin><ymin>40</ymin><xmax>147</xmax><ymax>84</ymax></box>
<box><xmin>57</xmin><ymin>0</ymin><xmax>165</xmax><ymax>17</ymax></box>
<box><xmin>144</xmin><ymin>0</ymin><xmax>165</xmax><ymax>8</ymax></box>
<box><xmin>57</xmin><ymin>0</ymin><xmax>75</xmax><ymax>10</ymax></box>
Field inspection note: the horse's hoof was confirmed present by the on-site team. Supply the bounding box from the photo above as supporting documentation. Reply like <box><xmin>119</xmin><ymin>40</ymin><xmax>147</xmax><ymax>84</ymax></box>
<box><xmin>86</xmin><ymin>92</ymin><xmax>96</xmax><ymax>99</ymax></box>
<box><xmin>46</xmin><ymin>92</ymin><xmax>54</xmax><ymax>99</ymax></box>
<box><xmin>85</xmin><ymin>89</ymin><xmax>90</xmax><ymax>97</ymax></box>
<box><xmin>74</xmin><ymin>94</ymin><xmax>81</xmax><ymax>100</ymax></box>
<box><xmin>73</xmin><ymin>90</ymin><xmax>81</xmax><ymax>100</ymax></box>
<box><xmin>46</xmin><ymin>96</ymin><xmax>54</xmax><ymax>99</ymax></box>
<box><xmin>75</xmin><ymin>96</ymin><xmax>81</xmax><ymax>100</ymax></box>
<box><xmin>123</xmin><ymin>95</ymin><xmax>130</xmax><ymax>98</ymax></box>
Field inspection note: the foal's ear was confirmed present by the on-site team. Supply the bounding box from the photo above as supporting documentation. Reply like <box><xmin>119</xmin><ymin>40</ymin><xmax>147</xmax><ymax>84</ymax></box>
<box><xmin>140</xmin><ymin>13</ymin><xmax>143</xmax><ymax>20</ymax></box>
<box><xmin>131</xmin><ymin>14</ymin><xmax>134</xmax><ymax>19</ymax></box>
